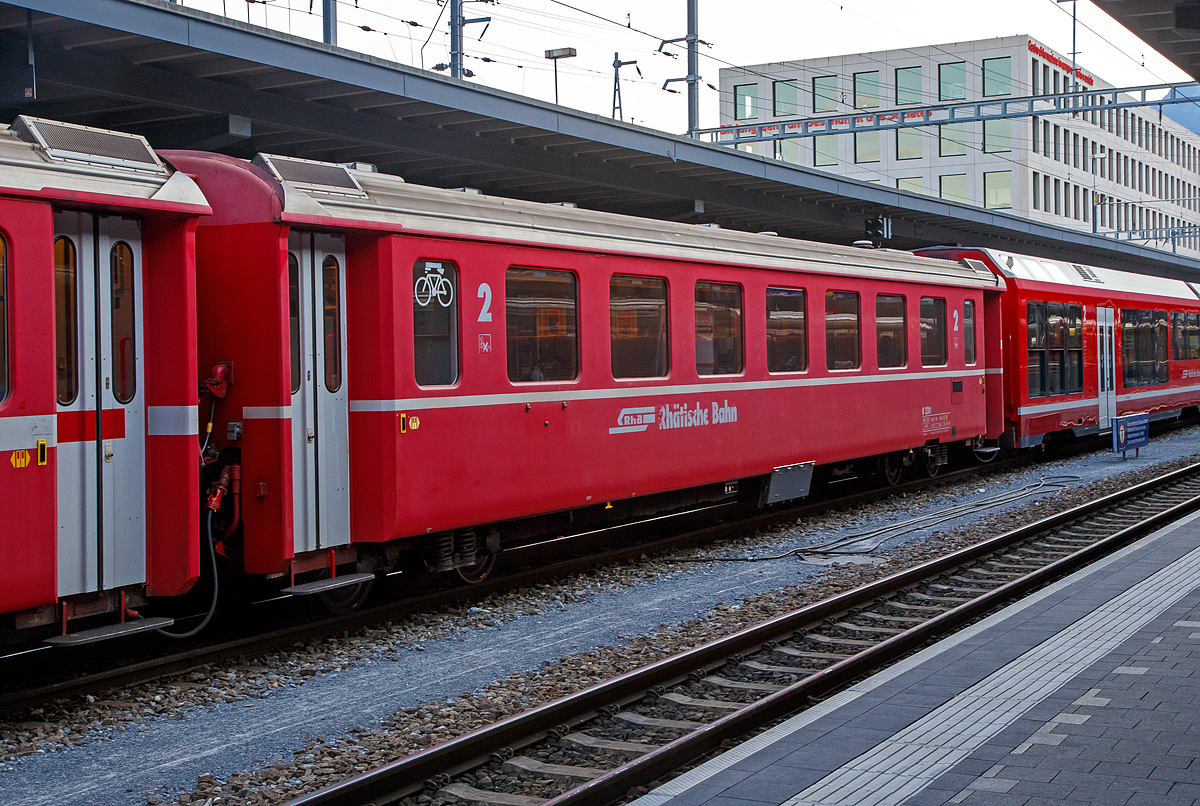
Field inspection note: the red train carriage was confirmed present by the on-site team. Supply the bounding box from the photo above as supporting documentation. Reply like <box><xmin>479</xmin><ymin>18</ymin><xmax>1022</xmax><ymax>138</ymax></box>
<box><xmin>164</xmin><ymin>150</ymin><xmax>1002</xmax><ymax>597</ymax></box>
<box><xmin>0</xmin><ymin>118</ymin><xmax>209</xmax><ymax>643</ymax></box>
<box><xmin>918</xmin><ymin>247</ymin><xmax>1200</xmax><ymax>449</ymax></box>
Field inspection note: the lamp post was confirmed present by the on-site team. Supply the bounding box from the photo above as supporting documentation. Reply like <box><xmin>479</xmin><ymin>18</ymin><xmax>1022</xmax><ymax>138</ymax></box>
<box><xmin>545</xmin><ymin>48</ymin><xmax>577</xmax><ymax>105</ymax></box>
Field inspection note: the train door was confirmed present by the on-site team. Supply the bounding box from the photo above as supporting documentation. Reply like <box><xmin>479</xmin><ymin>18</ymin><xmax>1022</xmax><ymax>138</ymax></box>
<box><xmin>54</xmin><ymin>212</ymin><xmax>147</xmax><ymax>596</ymax></box>
<box><xmin>287</xmin><ymin>231</ymin><xmax>351</xmax><ymax>554</ymax></box>
<box><xmin>1097</xmin><ymin>306</ymin><xmax>1117</xmax><ymax>429</ymax></box>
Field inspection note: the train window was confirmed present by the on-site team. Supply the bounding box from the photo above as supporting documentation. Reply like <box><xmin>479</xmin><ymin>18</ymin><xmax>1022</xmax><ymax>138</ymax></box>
<box><xmin>506</xmin><ymin>268</ymin><xmax>577</xmax><ymax>382</ymax></box>
<box><xmin>610</xmin><ymin>275</ymin><xmax>668</xmax><ymax>379</ymax></box>
<box><xmin>413</xmin><ymin>260</ymin><xmax>459</xmax><ymax>386</ymax></box>
<box><xmin>55</xmin><ymin>237</ymin><xmax>79</xmax><ymax>405</ymax></box>
<box><xmin>825</xmin><ymin>291</ymin><xmax>860</xmax><ymax>370</ymax></box>
<box><xmin>1046</xmin><ymin>303</ymin><xmax>1066</xmax><ymax>395</ymax></box>
<box><xmin>289</xmin><ymin>253</ymin><xmax>301</xmax><ymax>394</ymax></box>
<box><xmin>963</xmin><ymin>300</ymin><xmax>977</xmax><ymax>365</ymax></box>
<box><xmin>110</xmin><ymin>242</ymin><xmax>137</xmax><ymax>404</ymax></box>
<box><xmin>766</xmin><ymin>287</ymin><xmax>807</xmax><ymax>373</ymax></box>
<box><xmin>322</xmin><ymin>255</ymin><xmax>342</xmax><ymax>393</ymax></box>
<box><xmin>1122</xmin><ymin>308</ymin><xmax>1170</xmax><ymax>388</ymax></box>
<box><xmin>1171</xmin><ymin>312</ymin><xmax>1200</xmax><ymax>360</ymax></box>
<box><xmin>1067</xmin><ymin>305</ymin><xmax>1083</xmax><ymax>393</ymax></box>
<box><xmin>0</xmin><ymin>234</ymin><xmax>6</xmax><ymax>404</ymax></box>
<box><xmin>1030</xmin><ymin>301</ymin><xmax>1083</xmax><ymax>396</ymax></box>
<box><xmin>695</xmin><ymin>282</ymin><xmax>743</xmax><ymax>375</ymax></box>
<box><xmin>1156</xmin><ymin>309</ymin><xmax>1170</xmax><ymax>385</ymax></box>
<box><xmin>875</xmin><ymin>294</ymin><xmax>906</xmax><ymax>369</ymax></box>
<box><xmin>1028</xmin><ymin>301</ymin><xmax>1047</xmax><ymax>397</ymax></box>
<box><xmin>920</xmin><ymin>297</ymin><xmax>947</xmax><ymax>366</ymax></box>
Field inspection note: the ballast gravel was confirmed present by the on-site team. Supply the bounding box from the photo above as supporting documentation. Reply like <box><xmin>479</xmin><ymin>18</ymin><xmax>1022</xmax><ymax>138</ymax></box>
<box><xmin>3</xmin><ymin>429</ymin><xmax>1200</xmax><ymax>806</ymax></box>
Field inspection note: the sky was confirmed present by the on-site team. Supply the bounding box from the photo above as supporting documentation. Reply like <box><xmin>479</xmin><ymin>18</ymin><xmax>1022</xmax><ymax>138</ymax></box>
<box><xmin>173</xmin><ymin>0</ymin><xmax>1191</xmax><ymax>136</ymax></box>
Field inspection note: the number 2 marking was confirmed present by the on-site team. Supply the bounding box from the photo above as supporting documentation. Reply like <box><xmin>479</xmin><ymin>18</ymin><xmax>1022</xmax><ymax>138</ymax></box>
<box><xmin>953</xmin><ymin>309</ymin><xmax>960</xmax><ymax>332</ymax></box>
<box><xmin>477</xmin><ymin>283</ymin><xmax>493</xmax><ymax>322</ymax></box>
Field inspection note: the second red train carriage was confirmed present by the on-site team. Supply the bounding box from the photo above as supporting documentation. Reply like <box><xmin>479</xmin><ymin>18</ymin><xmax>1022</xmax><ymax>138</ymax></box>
<box><xmin>164</xmin><ymin>150</ymin><xmax>1002</xmax><ymax>594</ymax></box>
<box><xmin>918</xmin><ymin>247</ymin><xmax>1200</xmax><ymax>449</ymax></box>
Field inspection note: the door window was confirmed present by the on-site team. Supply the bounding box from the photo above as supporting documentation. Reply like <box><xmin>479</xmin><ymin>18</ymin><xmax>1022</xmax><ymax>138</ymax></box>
<box><xmin>322</xmin><ymin>255</ymin><xmax>342</xmax><ymax>393</ymax></box>
<box><xmin>289</xmin><ymin>253</ymin><xmax>301</xmax><ymax>393</ymax></box>
<box><xmin>55</xmin><ymin>237</ymin><xmax>79</xmax><ymax>404</ymax></box>
<box><xmin>109</xmin><ymin>242</ymin><xmax>136</xmax><ymax>404</ymax></box>
<box><xmin>0</xmin><ymin>234</ymin><xmax>6</xmax><ymax>404</ymax></box>
<box><xmin>963</xmin><ymin>300</ymin><xmax>977</xmax><ymax>365</ymax></box>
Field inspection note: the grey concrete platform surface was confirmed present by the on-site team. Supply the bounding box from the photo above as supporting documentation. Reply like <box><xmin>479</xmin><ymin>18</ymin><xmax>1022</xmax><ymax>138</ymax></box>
<box><xmin>632</xmin><ymin>510</ymin><xmax>1200</xmax><ymax>806</ymax></box>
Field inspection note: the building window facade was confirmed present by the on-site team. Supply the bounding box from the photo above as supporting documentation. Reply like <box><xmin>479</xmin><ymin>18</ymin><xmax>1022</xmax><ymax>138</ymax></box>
<box><xmin>940</xmin><ymin>174</ymin><xmax>968</xmax><ymax>203</ymax></box>
<box><xmin>734</xmin><ymin>84</ymin><xmax>758</xmax><ymax>120</ymax></box>
<box><xmin>984</xmin><ymin>171</ymin><xmax>1013</xmax><ymax>209</ymax></box>
<box><xmin>896</xmin><ymin>66</ymin><xmax>922</xmax><ymax>105</ymax></box>
<box><xmin>897</xmin><ymin>128</ymin><xmax>922</xmax><ymax>160</ymax></box>
<box><xmin>939</xmin><ymin>62</ymin><xmax>966</xmax><ymax>101</ymax></box>
<box><xmin>853</xmin><ymin>71</ymin><xmax>880</xmax><ymax>109</ymax></box>
<box><xmin>773</xmin><ymin>80</ymin><xmax>800</xmax><ymax>116</ymax></box>
<box><xmin>982</xmin><ymin>56</ymin><xmax>1011</xmax><ymax>96</ymax></box>
<box><xmin>855</xmin><ymin>131</ymin><xmax>880</xmax><ymax>163</ymax></box>
<box><xmin>813</xmin><ymin>76</ymin><xmax>837</xmax><ymax>113</ymax></box>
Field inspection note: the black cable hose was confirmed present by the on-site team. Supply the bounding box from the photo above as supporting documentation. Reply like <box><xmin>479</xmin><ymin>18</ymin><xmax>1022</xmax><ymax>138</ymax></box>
<box><xmin>155</xmin><ymin>509</ymin><xmax>220</xmax><ymax>639</ymax></box>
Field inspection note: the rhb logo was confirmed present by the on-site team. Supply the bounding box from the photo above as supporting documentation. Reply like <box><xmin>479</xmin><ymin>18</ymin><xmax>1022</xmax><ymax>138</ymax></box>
<box><xmin>609</xmin><ymin>407</ymin><xmax>655</xmax><ymax>434</ymax></box>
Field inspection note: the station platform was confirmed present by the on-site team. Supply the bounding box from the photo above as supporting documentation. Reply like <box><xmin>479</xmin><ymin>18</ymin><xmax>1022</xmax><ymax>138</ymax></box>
<box><xmin>633</xmin><ymin>510</ymin><xmax>1200</xmax><ymax>806</ymax></box>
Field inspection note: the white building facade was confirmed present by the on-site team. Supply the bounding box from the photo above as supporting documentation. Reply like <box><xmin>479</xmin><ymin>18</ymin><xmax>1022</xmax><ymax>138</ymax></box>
<box><xmin>719</xmin><ymin>35</ymin><xmax>1200</xmax><ymax>256</ymax></box>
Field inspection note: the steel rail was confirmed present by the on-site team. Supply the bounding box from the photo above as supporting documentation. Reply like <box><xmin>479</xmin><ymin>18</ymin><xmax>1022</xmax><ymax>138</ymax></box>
<box><xmin>0</xmin><ymin>450</ymin><xmax>1036</xmax><ymax>715</ymax></box>
<box><xmin>283</xmin><ymin>461</ymin><xmax>1200</xmax><ymax>806</ymax></box>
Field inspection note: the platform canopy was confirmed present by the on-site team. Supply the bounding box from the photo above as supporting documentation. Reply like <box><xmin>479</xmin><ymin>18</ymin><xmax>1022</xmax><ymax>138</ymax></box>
<box><xmin>3</xmin><ymin>0</ymin><xmax>1200</xmax><ymax>280</ymax></box>
<box><xmin>1095</xmin><ymin>2</ymin><xmax>1200</xmax><ymax>83</ymax></box>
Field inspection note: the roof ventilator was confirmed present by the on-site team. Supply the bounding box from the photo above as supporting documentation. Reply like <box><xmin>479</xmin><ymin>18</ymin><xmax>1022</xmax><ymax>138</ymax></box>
<box><xmin>960</xmin><ymin>258</ymin><xmax>994</xmax><ymax>277</ymax></box>
<box><xmin>253</xmin><ymin>153</ymin><xmax>368</xmax><ymax>198</ymax></box>
<box><xmin>11</xmin><ymin>116</ymin><xmax>166</xmax><ymax>175</ymax></box>
<box><xmin>548</xmin><ymin>201</ymin><xmax>577</xmax><ymax>208</ymax></box>
<box><xmin>1071</xmin><ymin>263</ymin><xmax>1103</xmax><ymax>283</ymax></box>
<box><xmin>450</xmin><ymin>187</ymin><xmax>483</xmax><ymax>194</ymax></box>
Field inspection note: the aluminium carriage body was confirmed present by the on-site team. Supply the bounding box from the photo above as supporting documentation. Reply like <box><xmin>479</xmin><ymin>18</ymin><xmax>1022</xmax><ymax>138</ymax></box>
<box><xmin>165</xmin><ymin>150</ymin><xmax>1002</xmax><ymax>585</ymax></box>
<box><xmin>918</xmin><ymin>247</ymin><xmax>1200</xmax><ymax>448</ymax></box>
<box><xmin>0</xmin><ymin>118</ymin><xmax>208</xmax><ymax>638</ymax></box>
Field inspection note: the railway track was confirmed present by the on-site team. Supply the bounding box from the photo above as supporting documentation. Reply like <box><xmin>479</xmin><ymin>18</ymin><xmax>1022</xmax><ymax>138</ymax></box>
<box><xmin>279</xmin><ymin>461</ymin><xmax>1200</xmax><ymax>806</ymax></box>
<box><xmin>0</xmin><ymin>448</ymin><xmax>1048</xmax><ymax>715</ymax></box>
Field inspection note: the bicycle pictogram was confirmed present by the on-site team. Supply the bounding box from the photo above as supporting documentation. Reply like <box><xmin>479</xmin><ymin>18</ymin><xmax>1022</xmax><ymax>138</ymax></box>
<box><xmin>414</xmin><ymin>265</ymin><xmax>454</xmax><ymax>308</ymax></box>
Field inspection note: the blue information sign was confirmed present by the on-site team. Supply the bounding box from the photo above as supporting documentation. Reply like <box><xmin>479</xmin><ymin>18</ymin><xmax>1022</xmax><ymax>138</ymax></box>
<box><xmin>1112</xmin><ymin>412</ymin><xmax>1150</xmax><ymax>454</ymax></box>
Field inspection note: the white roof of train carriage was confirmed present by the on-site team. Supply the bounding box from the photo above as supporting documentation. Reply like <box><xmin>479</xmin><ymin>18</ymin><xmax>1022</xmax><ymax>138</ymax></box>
<box><xmin>0</xmin><ymin>117</ymin><xmax>207</xmax><ymax>209</ymax></box>
<box><xmin>245</xmin><ymin>152</ymin><xmax>1003</xmax><ymax>292</ymax></box>
<box><xmin>981</xmin><ymin>248</ymin><xmax>1200</xmax><ymax>304</ymax></box>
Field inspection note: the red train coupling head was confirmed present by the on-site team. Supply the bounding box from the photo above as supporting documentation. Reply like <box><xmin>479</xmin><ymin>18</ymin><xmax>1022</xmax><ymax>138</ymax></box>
<box><xmin>204</xmin><ymin>362</ymin><xmax>234</xmax><ymax>398</ymax></box>
<box><xmin>206</xmin><ymin>466</ymin><xmax>232</xmax><ymax>511</ymax></box>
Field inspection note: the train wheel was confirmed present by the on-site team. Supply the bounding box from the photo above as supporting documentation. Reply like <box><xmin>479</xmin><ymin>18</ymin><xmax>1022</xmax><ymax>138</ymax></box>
<box><xmin>455</xmin><ymin>551</ymin><xmax>498</xmax><ymax>585</ymax></box>
<box><xmin>881</xmin><ymin>453</ymin><xmax>904</xmax><ymax>487</ymax></box>
<box><xmin>317</xmin><ymin>576</ymin><xmax>374</xmax><ymax>615</ymax></box>
<box><xmin>923</xmin><ymin>452</ymin><xmax>941</xmax><ymax>478</ymax></box>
